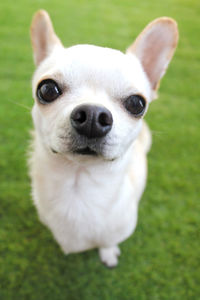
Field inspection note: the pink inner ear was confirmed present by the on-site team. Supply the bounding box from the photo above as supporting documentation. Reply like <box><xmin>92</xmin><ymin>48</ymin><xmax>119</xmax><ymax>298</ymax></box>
<box><xmin>31</xmin><ymin>10</ymin><xmax>62</xmax><ymax>66</ymax></box>
<box><xmin>141</xmin><ymin>26</ymin><xmax>172</xmax><ymax>89</ymax></box>
<box><xmin>34</xmin><ymin>20</ymin><xmax>49</xmax><ymax>64</ymax></box>
<box><xmin>131</xmin><ymin>20</ymin><xmax>178</xmax><ymax>90</ymax></box>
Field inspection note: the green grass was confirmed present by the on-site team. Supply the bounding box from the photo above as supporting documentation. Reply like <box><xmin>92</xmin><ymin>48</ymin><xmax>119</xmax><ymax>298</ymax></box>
<box><xmin>0</xmin><ymin>0</ymin><xmax>200</xmax><ymax>299</ymax></box>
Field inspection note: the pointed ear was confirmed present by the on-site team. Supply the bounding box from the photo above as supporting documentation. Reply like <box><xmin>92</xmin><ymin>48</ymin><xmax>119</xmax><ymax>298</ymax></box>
<box><xmin>30</xmin><ymin>10</ymin><xmax>63</xmax><ymax>66</ymax></box>
<box><xmin>127</xmin><ymin>17</ymin><xmax>178</xmax><ymax>90</ymax></box>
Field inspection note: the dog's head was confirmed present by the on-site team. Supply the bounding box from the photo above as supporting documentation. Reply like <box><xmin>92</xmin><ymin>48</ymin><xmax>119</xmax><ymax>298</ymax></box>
<box><xmin>30</xmin><ymin>10</ymin><xmax>178</xmax><ymax>162</ymax></box>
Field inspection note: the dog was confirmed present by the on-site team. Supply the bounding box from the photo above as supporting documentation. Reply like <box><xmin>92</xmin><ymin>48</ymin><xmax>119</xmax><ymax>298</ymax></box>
<box><xmin>29</xmin><ymin>10</ymin><xmax>178</xmax><ymax>267</ymax></box>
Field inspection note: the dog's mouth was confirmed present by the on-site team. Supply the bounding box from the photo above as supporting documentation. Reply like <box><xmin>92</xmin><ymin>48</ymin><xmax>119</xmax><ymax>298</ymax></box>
<box><xmin>74</xmin><ymin>146</ymin><xmax>98</xmax><ymax>156</ymax></box>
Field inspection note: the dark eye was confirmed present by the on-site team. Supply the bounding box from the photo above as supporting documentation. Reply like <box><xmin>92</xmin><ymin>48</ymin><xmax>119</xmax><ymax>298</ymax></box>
<box><xmin>37</xmin><ymin>79</ymin><xmax>62</xmax><ymax>104</ymax></box>
<box><xmin>123</xmin><ymin>95</ymin><xmax>146</xmax><ymax>117</ymax></box>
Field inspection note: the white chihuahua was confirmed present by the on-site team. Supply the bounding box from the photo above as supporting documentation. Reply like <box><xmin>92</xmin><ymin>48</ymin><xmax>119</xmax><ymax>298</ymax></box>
<box><xmin>29</xmin><ymin>10</ymin><xmax>178</xmax><ymax>267</ymax></box>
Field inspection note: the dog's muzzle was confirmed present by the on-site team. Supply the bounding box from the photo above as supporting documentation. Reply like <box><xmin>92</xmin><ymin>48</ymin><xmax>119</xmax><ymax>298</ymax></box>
<box><xmin>69</xmin><ymin>104</ymin><xmax>113</xmax><ymax>156</ymax></box>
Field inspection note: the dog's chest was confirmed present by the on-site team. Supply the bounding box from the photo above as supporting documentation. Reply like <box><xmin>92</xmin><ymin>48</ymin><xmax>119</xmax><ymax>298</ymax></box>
<box><xmin>32</xmin><ymin>162</ymin><xmax>138</xmax><ymax>252</ymax></box>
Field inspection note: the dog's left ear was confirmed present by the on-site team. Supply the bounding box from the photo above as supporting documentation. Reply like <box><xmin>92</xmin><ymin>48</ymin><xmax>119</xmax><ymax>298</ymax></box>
<box><xmin>30</xmin><ymin>10</ymin><xmax>63</xmax><ymax>66</ymax></box>
<box><xmin>127</xmin><ymin>17</ymin><xmax>178</xmax><ymax>91</ymax></box>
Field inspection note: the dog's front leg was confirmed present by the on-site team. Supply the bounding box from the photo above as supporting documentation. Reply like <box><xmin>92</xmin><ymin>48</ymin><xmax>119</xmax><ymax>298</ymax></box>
<box><xmin>99</xmin><ymin>245</ymin><xmax>121</xmax><ymax>268</ymax></box>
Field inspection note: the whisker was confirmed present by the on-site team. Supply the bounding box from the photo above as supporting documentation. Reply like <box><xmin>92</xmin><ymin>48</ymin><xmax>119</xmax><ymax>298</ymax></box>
<box><xmin>7</xmin><ymin>99</ymin><xmax>32</xmax><ymax>111</ymax></box>
<box><xmin>151</xmin><ymin>130</ymin><xmax>165</xmax><ymax>135</ymax></box>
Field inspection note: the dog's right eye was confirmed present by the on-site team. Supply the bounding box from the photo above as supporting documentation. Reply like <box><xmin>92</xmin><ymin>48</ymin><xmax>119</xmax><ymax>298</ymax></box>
<box><xmin>36</xmin><ymin>79</ymin><xmax>62</xmax><ymax>104</ymax></box>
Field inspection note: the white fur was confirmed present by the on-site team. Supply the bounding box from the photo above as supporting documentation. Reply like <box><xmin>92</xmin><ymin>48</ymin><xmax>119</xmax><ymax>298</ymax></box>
<box><xmin>29</xmin><ymin>11</ymin><xmax>178</xmax><ymax>267</ymax></box>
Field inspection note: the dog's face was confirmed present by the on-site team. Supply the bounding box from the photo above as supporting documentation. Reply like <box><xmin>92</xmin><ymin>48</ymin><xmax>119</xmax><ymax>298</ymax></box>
<box><xmin>31</xmin><ymin>11</ymin><xmax>178</xmax><ymax>162</ymax></box>
<box><xmin>32</xmin><ymin>45</ymin><xmax>151</xmax><ymax>161</ymax></box>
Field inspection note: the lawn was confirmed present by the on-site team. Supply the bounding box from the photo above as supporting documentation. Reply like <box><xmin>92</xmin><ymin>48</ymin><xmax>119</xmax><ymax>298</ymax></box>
<box><xmin>0</xmin><ymin>0</ymin><xmax>199</xmax><ymax>299</ymax></box>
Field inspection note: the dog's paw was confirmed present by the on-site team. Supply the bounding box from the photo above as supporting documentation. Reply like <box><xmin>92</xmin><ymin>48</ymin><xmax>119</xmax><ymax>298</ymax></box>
<box><xmin>99</xmin><ymin>246</ymin><xmax>121</xmax><ymax>268</ymax></box>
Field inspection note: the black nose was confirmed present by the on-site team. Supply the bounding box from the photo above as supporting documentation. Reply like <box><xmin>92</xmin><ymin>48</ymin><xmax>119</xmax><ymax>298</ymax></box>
<box><xmin>70</xmin><ymin>104</ymin><xmax>113</xmax><ymax>139</ymax></box>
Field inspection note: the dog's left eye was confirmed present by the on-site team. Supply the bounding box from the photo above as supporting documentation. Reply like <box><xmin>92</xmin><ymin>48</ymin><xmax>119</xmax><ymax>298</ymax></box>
<box><xmin>123</xmin><ymin>95</ymin><xmax>146</xmax><ymax>117</ymax></box>
<box><xmin>37</xmin><ymin>79</ymin><xmax>62</xmax><ymax>104</ymax></box>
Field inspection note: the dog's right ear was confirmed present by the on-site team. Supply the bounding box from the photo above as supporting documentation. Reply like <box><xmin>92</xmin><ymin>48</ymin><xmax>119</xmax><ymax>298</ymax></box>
<box><xmin>30</xmin><ymin>10</ymin><xmax>63</xmax><ymax>66</ymax></box>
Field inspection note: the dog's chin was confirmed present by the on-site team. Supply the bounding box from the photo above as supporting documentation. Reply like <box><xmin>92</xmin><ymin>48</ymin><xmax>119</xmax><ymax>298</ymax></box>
<box><xmin>70</xmin><ymin>146</ymin><xmax>107</xmax><ymax>160</ymax></box>
<box><xmin>49</xmin><ymin>134</ymin><xmax>121</xmax><ymax>162</ymax></box>
<box><xmin>50</xmin><ymin>145</ymin><xmax>117</xmax><ymax>162</ymax></box>
<box><xmin>71</xmin><ymin>150</ymin><xmax>117</xmax><ymax>162</ymax></box>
